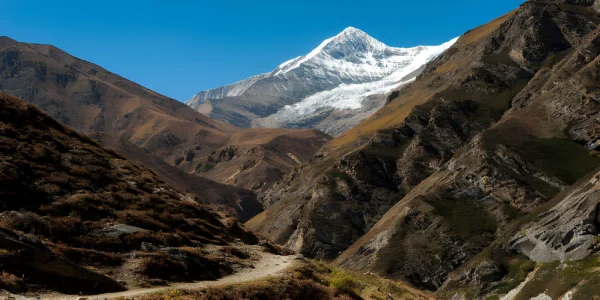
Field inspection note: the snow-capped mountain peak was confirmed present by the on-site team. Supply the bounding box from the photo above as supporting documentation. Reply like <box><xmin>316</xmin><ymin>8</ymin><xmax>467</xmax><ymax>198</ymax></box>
<box><xmin>331</xmin><ymin>26</ymin><xmax>387</xmax><ymax>48</ymax></box>
<box><xmin>187</xmin><ymin>27</ymin><xmax>457</xmax><ymax>135</ymax></box>
<box><xmin>273</xmin><ymin>27</ymin><xmax>389</xmax><ymax>76</ymax></box>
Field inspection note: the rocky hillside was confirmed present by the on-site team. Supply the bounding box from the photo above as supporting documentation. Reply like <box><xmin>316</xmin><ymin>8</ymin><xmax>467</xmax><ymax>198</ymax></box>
<box><xmin>0</xmin><ymin>93</ymin><xmax>279</xmax><ymax>295</ymax></box>
<box><xmin>0</xmin><ymin>37</ymin><xmax>330</xmax><ymax>219</ymax></box>
<box><xmin>190</xmin><ymin>128</ymin><xmax>331</xmax><ymax>194</ymax></box>
<box><xmin>0</xmin><ymin>36</ymin><xmax>235</xmax><ymax>164</ymax></box>
<box><xmin>92</xmin><ymin>134</ymin><xmax>263</xmax><ymax>221</ymax></box>
<box><xmin>247</xmin><ymin>0</ymin><xmax>600</xmax><ymax>297</ymax></box>
<box><xmin>187</xmin><ymin>27</ymin><xmax>455</xmax><ymax>135</ymax></box>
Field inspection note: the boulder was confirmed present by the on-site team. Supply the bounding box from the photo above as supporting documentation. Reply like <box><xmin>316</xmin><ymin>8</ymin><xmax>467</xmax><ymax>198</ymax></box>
<box><xmin>0</xmin><ymin>227</ymin><xmax>124</xmax><ymax>293</ymax></box>
<box><xmin>100</xmin><ymin>224</ymin><xmax>149</xmax><ymax>238</ymax></box>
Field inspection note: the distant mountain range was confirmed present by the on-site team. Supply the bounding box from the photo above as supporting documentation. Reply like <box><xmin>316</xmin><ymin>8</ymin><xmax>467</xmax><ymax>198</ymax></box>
<box><xmin>187</xmin><ymin>27</ymin><xmax>457</xmax><ymax>135</ymax></box>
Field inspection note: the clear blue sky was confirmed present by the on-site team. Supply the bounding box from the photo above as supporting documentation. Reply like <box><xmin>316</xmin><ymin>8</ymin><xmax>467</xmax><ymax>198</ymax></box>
<box><xmin>0</xmin><ymin>0</ymin><xmax>525</xmax><ymax>102</ymax></box>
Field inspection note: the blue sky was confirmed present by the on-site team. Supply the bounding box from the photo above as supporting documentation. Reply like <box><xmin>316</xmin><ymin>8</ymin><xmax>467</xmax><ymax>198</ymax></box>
<box><xmin>0</xmin><ymin>0</ymin><xmax>525</xmax><ymax>102</ymax></box>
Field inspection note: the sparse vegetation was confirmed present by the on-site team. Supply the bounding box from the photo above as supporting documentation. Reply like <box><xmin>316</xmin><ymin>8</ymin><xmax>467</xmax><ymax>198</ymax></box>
<box><xmin>487</xmin><ymin>255</ymin><xmax>600</xmax><ymax>299</ymax></box>
<box><xmin>483</xmin><ymin>125</ymin><xmax>600</xmax><ymax>187</ymax></box>
<box><xmin>327</xmin><ymin>168</ymin><xmax>353</xmax><ymax>183</ymax></box>
<box><xmin>138</xmin><ymin>261</ymin><xmax>429</xmax><ymax>300</ymax></box>
<box><xmin>430</xmin><ymin>197</ymin><xmax>497</xmax><ymax>237</ymax></box>
<box><xmin>0</xmin><ymin>271</ymin><xmax>24</xmax><ymax>293</ymax></box>
<box><xmin>0</xmin><ymin>93</ymin><xmax>264</xmax><ymax>293</ymax></box>
<box><xmin>494</xmin><ymin>255</ymin><xmax>536</xmax><ymax>294</ymax></box>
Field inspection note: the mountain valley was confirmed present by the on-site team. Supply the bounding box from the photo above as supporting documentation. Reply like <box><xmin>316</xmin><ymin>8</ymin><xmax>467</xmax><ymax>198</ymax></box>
<box><xmin>1</xmin><ymin>0</ymin><xmax>600</xmax><ymax>299</ymax></box>
<box><xmin>0</xmin><ymin>37</ymin><xmax>331</xmax><ymax>219</ymax></box>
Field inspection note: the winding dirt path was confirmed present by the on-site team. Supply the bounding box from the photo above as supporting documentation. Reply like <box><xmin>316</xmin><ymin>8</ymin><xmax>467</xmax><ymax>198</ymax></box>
<box><xmin>46</xmin><ymin>253</ymin><xmax>295</xmax><ymax>300</ymax></box>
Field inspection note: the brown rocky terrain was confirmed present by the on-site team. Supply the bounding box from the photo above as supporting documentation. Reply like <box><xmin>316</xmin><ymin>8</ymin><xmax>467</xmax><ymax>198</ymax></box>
<box><xmin>92</xmin><ymin>133</ymin><xmax>263</xmax><ymax>222</ymax></box>
<box><xmin>189</xmin><ymin>128</ymin><xmax>331</xmax><ymax>194</ymax></box>
<box><xmin>0</xmin><ymin>37</ymin><xmax>330</xmax><ymax>219</ymax></box>
<box><xmin>247</xmin><ymin>0</ymin><xmax>600</xmax><ymax>297</ymax></box>
<box><xmin>0</xmin><ymin>93</ymin><xmax>282</xmax><ymax>295</ymax></box>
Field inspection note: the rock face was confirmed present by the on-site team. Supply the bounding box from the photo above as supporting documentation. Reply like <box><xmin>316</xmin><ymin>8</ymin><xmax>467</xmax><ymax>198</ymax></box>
<box><xmin>247</xmin><ymin>0</ymin><xmax>600</xmax><ymax>294</ymax></box>
<box><xmin>0</xmin><ymin>228</ymin><xmax>124</xmax><ymax>294</ymax></box>
<box><xmin>510</xmin><ymin>169</ymin><xmax>600</xmax><ymax>262</ymax></box>
<box><xmin>187</xmin><ymin>27</ymin><xmax>456</xmax><ymax>135</ymax></box>
<box><xmin>0</xmin><ymin>93</ymin><xmax>269</xmax><ymax>293</ymax></box>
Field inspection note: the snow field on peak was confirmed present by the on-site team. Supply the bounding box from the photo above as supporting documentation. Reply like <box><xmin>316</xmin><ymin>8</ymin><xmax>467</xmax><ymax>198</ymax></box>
<box><xmin>275</xmin><ymin>37</ymin><xmax>459</xmax><ymax>120</ymax></box>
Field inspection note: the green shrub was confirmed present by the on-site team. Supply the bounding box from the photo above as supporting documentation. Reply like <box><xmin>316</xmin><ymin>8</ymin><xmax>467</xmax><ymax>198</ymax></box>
<box><xmin>329</xmin><ymin>270</ymin><xmax>361</xmax><ymax>293</ymax></box>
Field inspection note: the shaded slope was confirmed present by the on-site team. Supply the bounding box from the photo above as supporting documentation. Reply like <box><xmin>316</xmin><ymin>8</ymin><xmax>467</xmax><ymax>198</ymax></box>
<box><xmin>93</xmin><ymin>134</ymin><xmax>263</xmax><ymax>222</ymax></box>
<box><xmin>190</xmin><ymin>128</ymin><xmax>331</xmax><ymax>194</ymax></box>
<box><xmin>248</xmin><ymin>0</ymin><xmax>600</xmax><ymax>293</ymax></box>
<box><xmin>0</xmin><ymin>93</ymin><xmax>269</xmax><ymax>294</ymax></box>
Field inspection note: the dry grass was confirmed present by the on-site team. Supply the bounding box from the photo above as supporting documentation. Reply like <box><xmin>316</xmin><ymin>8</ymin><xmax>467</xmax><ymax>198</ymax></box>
<box><xmin>329</xmin><ymin>89</ymin><xmax>435</xmax><ymax>149</ymax></box>
<box><xmin>244</xmin><ymin>211</ymin><xmax>267</xmax><ymax>229</ymax></box>
<box><xmin>137</xmin><ymin>261</ymin><xmax>432</xmax><ymax>300</ymax></box>
<box><xmin>137</xmin><ymin>250</ymin><xmax>233</xmax><ymax>282</ymax></box>
<box><xmin>0</xmin><ymin>271</ymin><xmax>24</xmax><ymax>293</ymax></box>
<box><xmin>435</xmin><ymin>62</ymin><xmax>457</xmax><ymax>75</ymax></box>
<box><xmin>0</xmin><ymin>93</ymin><xmax>263</xmax><ymax>292</ymax></box>
<box><xmin>458</xmin><ymin>10</ymin><xmax>516</xmax><ymax>45</ymax></box>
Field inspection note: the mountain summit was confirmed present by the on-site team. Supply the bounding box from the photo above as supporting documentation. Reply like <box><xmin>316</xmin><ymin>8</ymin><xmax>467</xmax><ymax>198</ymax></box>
<box><xmin>272</xmin><ymin>26</ymin><xmax>391</xmax><ymax>77</ymax></box>
<box><xmin>187</xmin><ymin>28</ymin><xmax>456</xmax><ymax>135</ymax></box>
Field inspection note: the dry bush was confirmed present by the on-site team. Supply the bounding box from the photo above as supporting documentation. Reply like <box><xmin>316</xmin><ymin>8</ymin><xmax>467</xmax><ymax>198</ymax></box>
<box><xmin>55</xmin><ymin>245</ymin><xmax>124</xmax><ymax>267</ymax></box>
<box><xmin>220</xmin><ymin>247</ymin><xmax>250</xmax><ymax>259</ymax></box>
<box><xmin>0</xmin><ymin>271</ymin><xmax>24</xmax><ymax>293</ymax></box>
<box><xmin>138</xmin><ymin>249</ymin><xmax>233</xmax><ymax>282</ymax></box>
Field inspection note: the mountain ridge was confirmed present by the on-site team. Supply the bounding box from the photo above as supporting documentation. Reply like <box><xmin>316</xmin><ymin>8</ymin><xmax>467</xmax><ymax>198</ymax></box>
<box><xmin>0</xmin><ymin>36</ymin><xmax>330</xmax><ymax>220</ymax></box>
<box><xmin>187</xmin><ymin>27</ymin><xmax>456</xmax><ymax>135</ymax></box>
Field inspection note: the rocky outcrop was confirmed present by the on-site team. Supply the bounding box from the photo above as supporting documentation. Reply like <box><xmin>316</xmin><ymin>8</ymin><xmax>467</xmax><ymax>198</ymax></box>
<box><xmin>0</xmin><ymin>228</ymin><xmax>124</xmax><ymax>294</ymax></box>
<box><xmin>510</xmin><ymin>169</ymin><xmax>600</xmax><ymax>262</ymax></box>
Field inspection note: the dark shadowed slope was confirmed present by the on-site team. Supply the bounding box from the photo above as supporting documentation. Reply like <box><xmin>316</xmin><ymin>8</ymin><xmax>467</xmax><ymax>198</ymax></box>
<box><xmin>93</xmin><ymin>134</ymin><xmax>263</xmax><ymax>222</ymax></box>
<box><xmin>0</xmin><ymin>93</ymin><xmax>278</xmax><ymax>295</ymax></box>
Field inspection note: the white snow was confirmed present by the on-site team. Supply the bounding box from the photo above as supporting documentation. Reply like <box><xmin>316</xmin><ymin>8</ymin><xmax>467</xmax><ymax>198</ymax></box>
<box><xmin>274</xmin><ymin>37</ymin><xmax>458</xmax><ymax>119</ymax></box>
<box><xmin>188</xmin><ymin>26</ymin><xmax>458</xmax><ymax>123</ymax></box>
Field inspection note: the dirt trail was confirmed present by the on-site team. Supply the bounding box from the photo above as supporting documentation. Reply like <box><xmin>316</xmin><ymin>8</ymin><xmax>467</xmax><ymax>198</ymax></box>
<box><xmin>44</xmin><ymin>253</ymin><xmax>295</xmax><ymax>300</ymax></box>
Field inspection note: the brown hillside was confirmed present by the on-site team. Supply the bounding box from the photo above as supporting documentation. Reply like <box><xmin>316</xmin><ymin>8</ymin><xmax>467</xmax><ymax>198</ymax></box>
<box><xmin>0</xmin><ymin>37</ymin><xmax>330</xmax><ymax>219</ymax></box>
<box><xmin>93</xmin><ymin>134</ymin><xmax>263</xmax><ymax>221</ymax></box>
<box><xmin>189</xmin><ymin>128</ymin><xmax>331</xmax><ymax>195</ymax></box>
<box><xmin>0</xmin><ymin>93</ymin><xmax>274</xmax><ymax>294</ymax></box>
